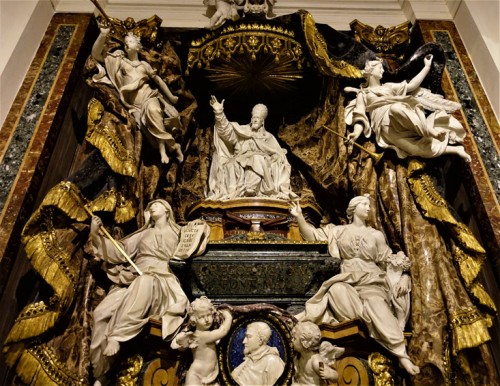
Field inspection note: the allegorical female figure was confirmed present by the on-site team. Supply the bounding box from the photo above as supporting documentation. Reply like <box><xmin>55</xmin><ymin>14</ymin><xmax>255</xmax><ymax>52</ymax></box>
<box><xmin>92</xmin><ymin>25</ymin><xmax>183</xmax><ymax>164</ymax></box>
<box><xmin>345</xmin><ymin>54</ymin><xmax>470</xmax><ymax>162</ymax></box>
<box><xmin>89</xmin><ymin>199</ymin><xmax>209</xmax><ymax>384</ymax></box>
<box><xmin>290</xmin><ymin>195</ymin><xmax>419</xmax><ymax>375</ymax></box>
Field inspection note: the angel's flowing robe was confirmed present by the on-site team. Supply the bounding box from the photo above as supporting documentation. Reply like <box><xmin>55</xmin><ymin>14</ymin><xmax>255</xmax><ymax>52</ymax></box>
<box><xmin>345</xmin><ymin>81</ymin><xmax>466</xmax><ymax>158</ymax></box>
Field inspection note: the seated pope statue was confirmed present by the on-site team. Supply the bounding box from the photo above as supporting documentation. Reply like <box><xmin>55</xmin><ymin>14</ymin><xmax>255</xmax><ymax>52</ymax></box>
<box><xmin>207</xmin><ymin>95</ymin><xmax>295</xmax><ymax>200</ymax></box>
<box><xmin>231</xmin><ymin>321</ymin><xmax>286</xmax><ymax>386</ymax></box>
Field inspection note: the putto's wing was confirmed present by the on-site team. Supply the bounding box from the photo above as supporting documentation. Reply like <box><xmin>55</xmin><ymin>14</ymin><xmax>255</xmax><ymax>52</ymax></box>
<box><xmin>319</xmin><ymin>341</ymin><xmax>345</xmax><ymax>365</ymax></box>
<box><xmin>413</xmin><ymin>87</ymin><xmax>462</xmax><ymax>113</ymax></box>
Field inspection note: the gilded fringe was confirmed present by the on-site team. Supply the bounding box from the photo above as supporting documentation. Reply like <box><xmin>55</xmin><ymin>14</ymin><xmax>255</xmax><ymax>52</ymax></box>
<box><xmin>86</xmin><ymin>99</ymin><xmax>137</xmax><ymax>181</ymax></box>
<box><xmin>451</xmin><ymin>318</ymin><xmax>491</xmax><ymax>354</ymax></box>
<box><xmin>25</xmin><ymin>231</ymin><xmax>76</xmax><ymax>301</ymax></box>
<box><xmin>4</xmin><ymin>302</ymin><xmax>58</xmax><ymax>345</ymax></box>
<box><xmin>115</xmin><ymin>198</ymin><xmax>137</xmax><ymax>224</ymax></box>
<box><xmin>86</xmin><ymin>98</ymin><xmax>137</xmax><ymax>178</ymax></box>
<box><xmin>407</xmin><ymin>158</ymin><xmax>496</xmax><ymax>350</ymax></box>
<box><xmin>453</xmin><ymin>245</ymin><xmax>483</xmax><ymax>285</ymax></box>
<box><xmin>86</xmin><ymin>126</ymin><xmax>137</xmax><ymax>178</ymax></box>
<box><xmin>89</xmin><ymin>189</ymin><xmax>137</xmax><ymax>223</ymax></box>
<box><xmin>299</xmin><ymin>10</ymin><xmax>363</xmax><ymax>79</ymax></box>
<box><xmin>88</xmin><ymin>189</ymin><xmax>118</xmax><ymax>213</ymax></box>
<box><xmin>13</xmin><ymin>345</ymin><xmax>86</xmax><ymax>386</ymax></box>
<box><xmin>470</xmin><ymin>283</ymin><xmax>497</xmax><ymax>316</ymax></box>
<box><xmin>23</xmin><ymin>182</ymin><xmax>90</xmax><ymax>237</ymax></box>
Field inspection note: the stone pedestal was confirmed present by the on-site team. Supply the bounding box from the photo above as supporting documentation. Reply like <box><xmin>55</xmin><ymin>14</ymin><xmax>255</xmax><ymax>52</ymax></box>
<box><xmin>171</xmin><ymin>240</ymin><xmax>339</xmax><ymax>309</ymax></box>
<box><xmin>185</xmin><ymin>198</ymin><xmax>323</xmax><ymax>241</ymax></box>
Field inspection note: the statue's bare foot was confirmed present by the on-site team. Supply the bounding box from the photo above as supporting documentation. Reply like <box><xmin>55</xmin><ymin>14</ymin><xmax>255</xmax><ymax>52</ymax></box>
<box><xmin>457</xmin><ymin>146</ymin><xmax>471</xmax><ymax>162</ymax></box>
<box><xmin>160</xmin><ymin>151</ymin><xmax>170</xmax><ymax>164</ymax></box>
<box><xmin>103</xmin><ymin>338</ymin><xmax>120</xmax><ymax>356</ymax></box>
<box><xmin>174</xmin><ymin>143</ymin><xmax>184</xmax><ymax>162</ymax></box>
<box><xmin>399</xmin><ymin>357</ymin><xmax>420</xmax><ymax>375</ymax></box>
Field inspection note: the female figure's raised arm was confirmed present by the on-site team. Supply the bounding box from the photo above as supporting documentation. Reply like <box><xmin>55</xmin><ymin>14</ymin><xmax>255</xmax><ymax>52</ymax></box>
<box><xmin>406</xmin><ymin>54</ymin><xmax>433</xmax><ymax>92</ymax></box>
<box><xmin>92</xmin><ymin>26</ymin><xmax>110</xmax><ymax>63</ymax></box>
<box><xmin>289</xmin><ymin>200</ymin><xmax>318</xmax><ymax>241</ymax></box>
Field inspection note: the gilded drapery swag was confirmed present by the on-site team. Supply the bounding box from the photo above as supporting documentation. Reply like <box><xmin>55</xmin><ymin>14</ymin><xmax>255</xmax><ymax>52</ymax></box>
<box><xmin>3</xmin><ymin>180</ymin><xmax>135</xmax><ymax>384</ymax></box>
<box><xmin>299</xmin><ymin>10</ymin><xmax>363</xmax><ymax>79</ymax></box>
<box><xmin>86</xmin><ymin>98</ymin><xmax>138</xmax><ymax>179</ymax></box>
<box><xmin>407</xmin><ymin>159</ymin><xmax>496</xmax><ymax>351</ymax></box>
<box><xmin>13</xmin><ymin>344</ymin><xmax>86</xmax><ymax>386</ymax></box>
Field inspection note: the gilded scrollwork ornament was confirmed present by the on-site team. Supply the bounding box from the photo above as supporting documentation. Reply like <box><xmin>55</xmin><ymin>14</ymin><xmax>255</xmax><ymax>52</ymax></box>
<box><xmin>368</xmin><ymin>352</ymin><xmax>395</xmax><ymax>386</ymax></box>
<box><xmin>116</xmin><ymin>354</ymin><xmax>144</xmax><ymax>386</ymax></box>
<box><xmin>350</xmin><ymin>19</ymin><xmax>412</xmax><ymax>60</ymax></box>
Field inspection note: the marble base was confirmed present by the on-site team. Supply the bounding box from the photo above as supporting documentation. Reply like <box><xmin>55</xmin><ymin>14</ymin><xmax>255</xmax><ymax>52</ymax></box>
<box><xmin>171</xmin><ymin>241</ymin><xmax>339</xmax><ymax>309</ymax></box>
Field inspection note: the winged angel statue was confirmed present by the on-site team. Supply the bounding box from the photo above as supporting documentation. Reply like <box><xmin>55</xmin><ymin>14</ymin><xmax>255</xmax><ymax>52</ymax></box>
<box><xmin>345</xmin><ymin>54</ymin><xmax>470</xmax><ymax>161</ymax></box>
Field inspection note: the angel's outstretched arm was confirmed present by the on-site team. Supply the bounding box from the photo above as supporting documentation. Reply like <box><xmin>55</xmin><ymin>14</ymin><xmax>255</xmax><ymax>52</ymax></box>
<box><xmin>407</xmin><ymin>54</ymin><xmax>433</xmax><ymax>92</ymax></box>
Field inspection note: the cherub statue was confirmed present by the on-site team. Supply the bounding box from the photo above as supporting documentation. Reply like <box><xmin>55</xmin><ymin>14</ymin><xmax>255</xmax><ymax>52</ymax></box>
<box><xmin>290</xmin><ymin>195</ymin><xmax>420</xmax><ymax>375</ymax></box>
<box><xmin>203</xmin><ymin>0</ymin><xmax>245</xmax><ymax>30</ymax></box>
<box><xmin>292</xmin><ymin>321</ymin><xmax>345</xmax><ymax>386</ymax></box>
<box><xmin>171</xmin><ymin>297</ymin><xmax>233</xmax><ymax>386</ymax></box>
<box><xmin>344</xmin><ymin>54</ymin><xmax>471</xmax><ymax>162</ymax></box>
<box><xmin>91</xmin><ymin>23</ymin><xmax>184</xmax><ymax>164</ymax></box>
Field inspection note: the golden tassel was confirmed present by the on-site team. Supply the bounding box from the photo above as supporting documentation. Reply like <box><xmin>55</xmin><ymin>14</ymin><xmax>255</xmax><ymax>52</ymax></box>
<box><xmin>115</xmin><ymin>198</ymin><xmax>137</xmax><ymax>223</ymax></box>
<box><xmin>89</xmin><ymin>189</ymin><xmax>118</xmax><ymax>213</ymax></box>
<box><xmin>454</xmin><ymin>246</ymin><xmax>483</xmax><ymax>285</ymax></box>
<box><xmin>452</xmin><ymin>318</ymin><xmax>491</xmax><ymax>353</ymax></box>
<box><xmin>4</xmin><ymin>303</ymin><xmax>58</xmax><ymax>344</ymax></box>
<box><xmin>470</xmin><ymin>283</ymin><xmax>497</xmax><ymax>314</ymax></box>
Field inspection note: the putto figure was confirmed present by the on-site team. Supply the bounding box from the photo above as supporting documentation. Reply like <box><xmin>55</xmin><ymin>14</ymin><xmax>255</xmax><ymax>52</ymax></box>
<box><xmin>203</xmin><ymin>0</ymin><xmax>245</xmax><ymax>30</ymax></box>
<box><xmin>231</xmin><ymin>321</ymin><xmax>286</xmax><ymax>386</ymax></box>
<box><xmin>208</xmin><ymin>95</ymin><xmax>295</xmax><ymax>200</ymax></box>
<box><xmin>344</xmin><ymin>54</ymin><xmax>471</xmax><ymax>162</ymax></box>
<box><xmin>171</xmin><ymin>297</ymin><xmax>233</xmax><ymax>386</ymax></box>
<box><xmin>89</xmin><ymin>200</ymin><xmax>209</xmax><ymax>384</ymax></box>
<box><xmin>92</xmin><ymin>25</ymin><xmax>184</xmax><ymax>164</ymax></box>
<box><xmin>291</xmin><ymin>321</ymin><xmax>345</xmax><ymax>386</ymax></box>
<box><xmin>290</xmin><ymin>195</ymin><xmax>419</xmax><ymax>375</ymax></box>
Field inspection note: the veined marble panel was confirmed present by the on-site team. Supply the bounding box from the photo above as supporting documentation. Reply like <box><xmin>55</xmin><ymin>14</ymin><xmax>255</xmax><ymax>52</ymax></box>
<box><xmin>0</xmin><ymin>14</ymin><xmax>92</xmax><ymax>297</ymax></box>
<box><xmin>418</xmin><ymin>20</ymin><xmax>500</xmax><ymax>267</ymax></box>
